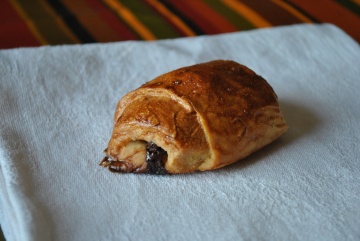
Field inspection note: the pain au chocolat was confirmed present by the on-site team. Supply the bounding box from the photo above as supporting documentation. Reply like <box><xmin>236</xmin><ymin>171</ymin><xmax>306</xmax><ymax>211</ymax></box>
<box><xmin>100</xmin><ymin>60</ymin><xmax>288</xmax><ymax>174</ymax></box>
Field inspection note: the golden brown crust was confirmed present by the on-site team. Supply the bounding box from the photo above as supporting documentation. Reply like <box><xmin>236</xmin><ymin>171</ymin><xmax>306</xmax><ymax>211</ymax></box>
<box><xmin>104</xmin><ymin>60</ymin><xmax>288</xmax><ymax>174</ymax></box>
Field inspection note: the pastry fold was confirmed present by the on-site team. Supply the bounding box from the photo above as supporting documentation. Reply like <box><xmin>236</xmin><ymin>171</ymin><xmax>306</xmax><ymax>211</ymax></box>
<box><xmin>101</xmin><ymin>60</ymin><xmax>288</xmax><ymax>174</ymax></box>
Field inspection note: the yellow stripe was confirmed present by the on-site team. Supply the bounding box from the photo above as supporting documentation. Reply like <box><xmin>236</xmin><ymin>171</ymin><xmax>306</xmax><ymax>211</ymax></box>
<box><xmin>103</xmin><ymin>0</ymin><xmax>156</xmax><ymax>40</ymax></box>
<box><xmin>221</xmin><ymin>0</ymin><xmax>271</xmax><ymax>28</ymax></box>
<box><xmin>272</xmin><ymin>0</ymin><xmax>313</xmax><ymax>23</ymax></box>
<box><xmin>145</xmin><ymin>0</ymin><xmax>196</xmax><ymax>36</ymax></box>
<box><xmin>352</xmin><ymin>0</ymin><xmax>360</xmax><ymax>6</ymax></box>
<box><xmin>38</xmin><ymin>0</ymin><xmax>80</xmax><ymax>44</ymax></box>
<box><xmin>10</xmin><ymin>0</ymin><xmax>47</xmax><ymax>45</ymax></box>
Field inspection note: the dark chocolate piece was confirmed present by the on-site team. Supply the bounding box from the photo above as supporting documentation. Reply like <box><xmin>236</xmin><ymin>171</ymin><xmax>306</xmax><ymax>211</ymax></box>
<box><xmin>100</xmin><ymin>142</ymin><xmax>168</xmax><ymax>174</ymax></box>
<box><xmin>146</xmin><ymin>142</ymin><xmax>168</xmax><ymax>175</ymax></box>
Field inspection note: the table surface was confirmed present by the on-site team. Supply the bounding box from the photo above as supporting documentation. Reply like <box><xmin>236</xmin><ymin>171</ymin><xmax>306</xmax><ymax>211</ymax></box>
<box><xmin>1</xmin><ymin>1</ymin><xmax>360</xmax><ymax>240</ymax></box>
<box><xmin>1</xmin><ymin>0</ymin><xmax>360</xmax><ymax>50</ymax></box>
<box><xmin>1</xmin><ymin>23</ymin><xmax>360</xmax><ymax>241</ymax></box>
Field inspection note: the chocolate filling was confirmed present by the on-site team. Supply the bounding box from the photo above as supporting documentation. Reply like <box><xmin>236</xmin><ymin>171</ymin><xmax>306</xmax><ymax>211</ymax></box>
<box><xmin>146</xmin><ymin>142</ymin><xmax>168</xmax><ymax>175</ymax></box>
<box><xmin>100</xmin><ymin>142</ymin><xmax>168</xmax><ymax>174</ymax></box>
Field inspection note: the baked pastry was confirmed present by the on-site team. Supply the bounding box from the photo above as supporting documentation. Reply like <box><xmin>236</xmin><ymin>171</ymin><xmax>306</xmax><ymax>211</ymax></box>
<box><xmin>100</xmin><ymin>60</ymin><xmax>288</xmax><ymax>174</ymax></box>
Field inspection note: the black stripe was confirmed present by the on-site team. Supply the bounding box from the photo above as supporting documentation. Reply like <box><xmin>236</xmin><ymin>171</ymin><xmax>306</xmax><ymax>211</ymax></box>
<box><xmin>46</xmin><ymin>0</ymin><xmax>96</xmax><ymax>43</ymax></box>
<box><xmin>283</xmin><ymin>0</ymin><xmax>320</xmax><ymax>23</ymax></box>
<box><xmin>158</xmin><ymin>0</ymin><xmax>205</xmax><ymax>36</ymax></box>
<box><xmin>335</xmin><ymin>0</ymin><xmax>360</xmax><ymax>16</ymax></box>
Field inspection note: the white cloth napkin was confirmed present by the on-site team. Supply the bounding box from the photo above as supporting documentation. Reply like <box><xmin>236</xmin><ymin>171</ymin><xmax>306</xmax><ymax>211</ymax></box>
<box><xmin>1</xmin><ymin>24</ymin><xmax>359</xmax><ymax>241</ymax></box>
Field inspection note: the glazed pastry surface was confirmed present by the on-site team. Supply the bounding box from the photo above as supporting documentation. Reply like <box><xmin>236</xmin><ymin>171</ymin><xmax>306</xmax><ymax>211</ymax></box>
<box><xmin>101</xmin><ymin>60</ymin><xmax>288</xmax><ymax>174</ymax></box>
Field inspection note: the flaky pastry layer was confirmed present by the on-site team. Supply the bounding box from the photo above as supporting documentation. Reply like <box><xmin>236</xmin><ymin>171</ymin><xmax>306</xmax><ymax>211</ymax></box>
<box><xmin>102</xmin><ymin>60</ymin><xmax>288</xmax><ymax>174</ymax></box>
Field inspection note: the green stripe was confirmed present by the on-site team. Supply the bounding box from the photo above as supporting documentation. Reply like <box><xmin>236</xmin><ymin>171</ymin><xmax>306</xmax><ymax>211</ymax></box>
<box><xmin>203</xmin><ymin>0</ymin><xmax>255</xmax><ymax>31</ymax></box>
<box><xmin>15</xmin><ymin>0</ymin><xmax>74</xmax><ymax>44</ymax></box>
<box><xmin>335</xmin><ymin>0</ymin><xmax>360</xmax><ymax>16</ymax></box>
<box><xmin>119</xmin><ymin>0</ymin><xmax>180</xmax><ymax>39</ymax></box>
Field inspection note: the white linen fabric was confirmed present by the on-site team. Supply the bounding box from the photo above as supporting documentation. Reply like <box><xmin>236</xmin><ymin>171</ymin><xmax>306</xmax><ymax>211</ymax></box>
<box><xmin>1</xmin><ymin>24</ymin><xmax>359</xmax><ymax>241</ymax></box>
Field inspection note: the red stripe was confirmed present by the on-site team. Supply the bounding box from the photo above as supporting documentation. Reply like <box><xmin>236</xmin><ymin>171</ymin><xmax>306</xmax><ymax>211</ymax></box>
<box><xmin>0</xmin><ymin>0</ymin><xmax>40</xmax><ymax>49</ymax></box>
<box><xmin>241</xmin><ymin>0</ymin><xmax>303</xmax><ymax>25</ymax></box>
<box><xmin>86</xmin><ymin>0</ymin><xmax>139</xmax><ymax>41</ymax></box>
<box><xmin>289</xmin><ymin>0</ymin><xmax>360</xmax><ymax>42</ymax></box>
<box><xmin>168</xmin><ymin>0</ymin><xmax>237</xmax><ymax>34</ymax></box>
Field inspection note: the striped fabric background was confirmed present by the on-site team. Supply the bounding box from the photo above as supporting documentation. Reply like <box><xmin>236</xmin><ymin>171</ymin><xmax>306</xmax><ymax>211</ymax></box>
<box><xmin>1</xmin><ymin>0</ymin><xmax>360</xmax><ymax>49</ymax></box>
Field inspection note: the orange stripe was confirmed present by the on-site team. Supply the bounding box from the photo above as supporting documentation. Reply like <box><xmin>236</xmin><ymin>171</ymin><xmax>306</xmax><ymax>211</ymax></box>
<box><xmin>289</xmin><ymin>0</ymin><xmax>360</xmax><ymax>42</ymax></box>
<box><xmin>221</xmin><ymin>0</ymin><xmax>272</xmax><ymax>28</ymax></box>
<box><xmin>38</xmin><ymin>0</ymin><xmax>79</xmax><ymax>44</ymax></box>
<box><xmin>271</xmin><ymin>0</ymin><xmax>313</xmax><ymax>23</ymax></box>
<box><xmin>103</xmin><ymin>0</ymin><xmax>156</xmax><ymax>40</ymax></box>
<box><xmin>10</xmin><ymin>0</ymin><xmax>47</xmax><ymax>45</ymax></box>
<box><xmin>144</xmin><ymin>0</ymin><xmax>196</xmax><ymax>36</ymax></box>
<box><xmin>61</xmin><ymin>0</ymin><xmax>121</xmax><ymax>42</ymax></box>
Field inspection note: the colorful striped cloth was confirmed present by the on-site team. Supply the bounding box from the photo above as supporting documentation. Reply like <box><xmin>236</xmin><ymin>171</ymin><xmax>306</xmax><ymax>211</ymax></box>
<box><xmin>1</xmin><ymin>0</ymin><xmax>360</xmax><ymax>49</ymax></box>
